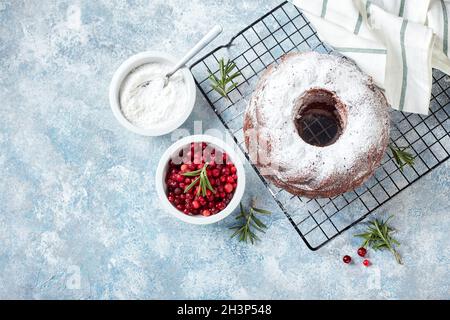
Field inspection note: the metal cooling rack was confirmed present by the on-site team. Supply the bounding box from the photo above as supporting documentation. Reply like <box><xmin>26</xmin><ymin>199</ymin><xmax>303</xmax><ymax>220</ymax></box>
<box><xmin>190</xmin><ymin>1</ymin><xmax>450</xmax><ymax>250</ymax></box>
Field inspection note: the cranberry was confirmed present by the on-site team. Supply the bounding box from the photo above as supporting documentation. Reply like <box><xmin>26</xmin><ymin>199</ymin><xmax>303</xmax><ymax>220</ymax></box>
<box><xmin>222</xmin><ymin>168</ymin><xmax>230</xmax><ymax>175</ymax></box>
<box><xmin>174</xmin><ymin>188</ymin><xmax>182</xmax><ymax>195</ymax></box>
<box><xmin>343</xmin><ymin>255</ymin><xmax>352</xmax><ymax>264</ymax></box>
<box><xmin>180</xmin><ymin>164</ymin><xmax>189</xmax><ymax>172</ymax></box>
<box><xmin>363</xmin><ymin>259</ymin><xmax>370</xmax><ymax>267</ymax></box>
<box><xmin>357</xmin><ymin>247</ymin><xmax>367</xmax><ymax>257</ymax></box>
<box><xmin>202</xmin><ymin>210</ymin><xmax>211</xmax><ymax>217</ymax></box>
<box><xmin>230</xmin><ymin>166</ymin><xmax>237</xmax><ymax>174</ymax></box>
<box><xmin>227</xmin><ymin>176</ymin><xmax>234</xmax><ymax>183</ymax></box>
<box><xmin>168</xmin><ymin>196</ymin><xmax>175</xmax><ymax>203</ymax></box>
<box><xmin>192</xmin><ymin>200</ymin><xmax>200</xmax><ymax>209</ymax></box>
<box><xmin>224</xmin><ymin>183</ymin><xmax>234</xmax><ymax>193</ymax></box>
<box><xmin>212</xmin><ymin>169</ymin><xmax>220</xmax><ymax>177</ymax></box>
<box><xmin>168</xmin><ymin>180</ymin><xmax>177</xmax><ymax>188</ymax></box>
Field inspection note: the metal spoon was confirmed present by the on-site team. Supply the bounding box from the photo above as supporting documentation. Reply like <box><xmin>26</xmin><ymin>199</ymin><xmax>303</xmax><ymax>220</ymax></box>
<box><xmin>136</xmin><ymin>25</ymin><xmax>223</xmax><ymax>90</ymax></box>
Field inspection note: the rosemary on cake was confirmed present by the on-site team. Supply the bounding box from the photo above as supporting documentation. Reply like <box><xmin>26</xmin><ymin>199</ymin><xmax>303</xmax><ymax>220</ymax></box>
<box><xmin>230</xmin><ymin>202</ymin><xmax>271</xmax><ymax>244</ymax></box>
<box><xmin>208</xmin><ymin>58</ymin><xmax>241</xmax><ymax>99</ymax></box>
<box><xmin>354</xmin><ymin>216</ymin><xmax>402</xmax><ymax>264</ymax></box>
<box><xmin>389</xmin><ymin>144</ymin><xmax>415</xmax><ymax>171</ymax></box>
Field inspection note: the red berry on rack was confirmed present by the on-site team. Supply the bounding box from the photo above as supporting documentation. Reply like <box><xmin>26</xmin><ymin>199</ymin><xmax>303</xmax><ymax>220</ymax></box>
<box><xmin>363</xmin><ymin>259</ymin><xmax>370</xmax><ymax>267</ymax></box>
<box><xmin>357</xmin><ymin>247</ymin><xmax>367</xmax><ymax>257</ymax></box>
<box><xmin>343</xmin><ymin>255</ymin><xmax>352</xmax><ymax>264</ymax></box>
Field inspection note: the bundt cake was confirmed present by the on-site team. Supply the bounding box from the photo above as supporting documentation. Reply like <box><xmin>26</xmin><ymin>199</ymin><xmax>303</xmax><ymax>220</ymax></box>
<box><xmin>243</xmin><ymin>52</ymin><xmax>390</xmax><ymax>198</ymax></box>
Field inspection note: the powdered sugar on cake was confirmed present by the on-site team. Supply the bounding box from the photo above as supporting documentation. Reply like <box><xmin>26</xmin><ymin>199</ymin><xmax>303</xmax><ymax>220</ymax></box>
<box><xmin>244</xmin><ymin>52</ymin><xmax>390</xmax><ymax>197</ymax></box>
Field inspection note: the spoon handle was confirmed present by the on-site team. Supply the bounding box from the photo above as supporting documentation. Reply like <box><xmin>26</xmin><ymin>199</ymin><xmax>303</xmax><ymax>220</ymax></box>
<box><xmin>166</xmin><ymin>25</ymin><xmax>223</xmax><ymax>78</ymax></box>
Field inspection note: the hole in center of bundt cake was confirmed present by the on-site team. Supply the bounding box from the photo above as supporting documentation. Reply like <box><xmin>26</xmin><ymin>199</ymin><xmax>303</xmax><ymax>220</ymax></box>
<box><xmin>294</xmin><ymin>88</ymin><xmax>347</xmax><ymax>147</ymax></box>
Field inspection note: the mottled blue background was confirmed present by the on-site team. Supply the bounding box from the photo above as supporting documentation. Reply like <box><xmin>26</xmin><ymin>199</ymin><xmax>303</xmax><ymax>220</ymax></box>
<box><xmin>0</xmin><ymin>0</ymin><xmax>449</xmax><ymax>299</ymax></box>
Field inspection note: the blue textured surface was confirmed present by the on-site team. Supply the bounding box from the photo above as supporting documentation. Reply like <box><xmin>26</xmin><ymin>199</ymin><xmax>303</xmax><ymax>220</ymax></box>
<box><xmin>0</xmin><ymin>0</ymin><xmax>449</xmax><ymax>299</ymax></box>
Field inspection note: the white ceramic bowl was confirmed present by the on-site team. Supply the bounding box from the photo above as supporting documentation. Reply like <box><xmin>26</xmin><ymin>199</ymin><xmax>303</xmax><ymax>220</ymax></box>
<box><xmin>156</xmin><ymin>135</ymin><xmax>246</xmax><ymax>225</ymax></box>
<box><xmin>109</xmin><ymin>51</ymin><xmax>196</xmax><ymax>136</ymax></box>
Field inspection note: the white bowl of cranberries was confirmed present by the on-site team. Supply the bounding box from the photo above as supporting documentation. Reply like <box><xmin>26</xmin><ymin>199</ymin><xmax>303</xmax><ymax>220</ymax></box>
<box><xmin>155</xmin><ymin>135</ymin><xmax>246</xmax><ymax>224</ymax></box>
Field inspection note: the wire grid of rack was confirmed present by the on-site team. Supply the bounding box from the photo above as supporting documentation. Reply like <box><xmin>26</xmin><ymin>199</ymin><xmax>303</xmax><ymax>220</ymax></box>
<box><xmin>190</xmin><ymin>1</ymin><xmax>450</xmax><ymax>250</ymax></box>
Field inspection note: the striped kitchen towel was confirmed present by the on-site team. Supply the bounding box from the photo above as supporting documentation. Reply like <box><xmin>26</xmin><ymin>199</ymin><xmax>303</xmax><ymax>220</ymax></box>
<box><xmin>290</xmin><ymin>0</ymin><xmax>450</xmax><ymax>115</ymax></box>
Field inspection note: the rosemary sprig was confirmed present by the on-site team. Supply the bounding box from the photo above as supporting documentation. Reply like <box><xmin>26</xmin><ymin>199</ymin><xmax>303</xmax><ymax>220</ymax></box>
<box><xmin>182</xmin><ymin>164</ymin><xmax>215</xmax><ymax>197</ymax></box>
<box><xmin>354</xmin><ymin>216</ymin><xmax>402</xmax><ymax>264</ymax></box>
<box><xmin>208</xmin><ymin>58</ymin><xmax>241</xmax><ymax>99</ymax></box>
<box><xmin>389</xmin><ymin>144</ymin><xmax>415</xmax><ymax>172</ymax></box>
<box><xmin>230</xmin><ymin>203</ymin><xmax>271</xmax><ymax>244</ymax></box>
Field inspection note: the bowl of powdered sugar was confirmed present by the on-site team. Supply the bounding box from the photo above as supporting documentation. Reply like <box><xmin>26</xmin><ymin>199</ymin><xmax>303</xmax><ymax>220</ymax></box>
<box><xmin>109</xmin><ymin>51</ymin><xmax>196</xmax><ymax>136</ymax></box>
